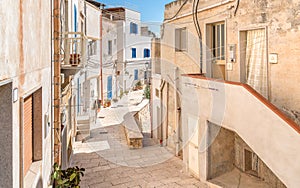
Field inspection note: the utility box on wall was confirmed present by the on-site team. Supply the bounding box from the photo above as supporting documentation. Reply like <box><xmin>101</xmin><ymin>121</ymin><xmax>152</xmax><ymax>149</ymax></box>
<box><xmin>229</xmin><ymin>44</ymin><xmax>236</xmax><ymax>63</ymax></box>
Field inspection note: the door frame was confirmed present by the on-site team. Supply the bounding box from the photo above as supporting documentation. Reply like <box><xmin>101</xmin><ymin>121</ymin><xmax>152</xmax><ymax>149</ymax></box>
<box><xmin>238</xmin><ymin>26</ymin><xmax>270</xmax><ymax>99</ymax></box>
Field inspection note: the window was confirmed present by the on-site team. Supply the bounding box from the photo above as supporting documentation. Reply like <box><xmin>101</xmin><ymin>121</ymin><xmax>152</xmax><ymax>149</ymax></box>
<box><xmin>132</xmin><ymin>48</ymin><xmax>137</xmax><ymax>58</ymax></box>
<box><xmin>144</xmin><ymin>49</ymin><xmax>150</xmax><ymax>58</ymax></box>
<box><xmin>130</xmin><ymin>22</ymin><xmax>138</xmax><ymax>34</ymax></box>
<box><xmin>88</xmin><ymin>40</ymin><xmax>97</xmax><ymax>56</ymax></box>
<box><xmin>175</xmin><ymin>28</ymin><xmax>187</xmax><ymax>51</ymax></box>
<box><xmin>108</xmin><ymin>40</ymin><xmax>112</xmax><ymax>56</ymax></box>
<box><xmin>134</xmin><ymin>69</ymin><xmax>138</xmax><ymax>80</ymax></box>
<box><xmin>212</xmin><ymin>23</ymin><xmax>225</xmax><ymax>62</ymax></box>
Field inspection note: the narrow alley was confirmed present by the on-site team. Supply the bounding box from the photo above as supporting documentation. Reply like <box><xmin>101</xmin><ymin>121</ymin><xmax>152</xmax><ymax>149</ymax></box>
<box><xmin>71</xmin><ymin>91</ymin><xmax>207</xmax><ymax>187</ymax></box>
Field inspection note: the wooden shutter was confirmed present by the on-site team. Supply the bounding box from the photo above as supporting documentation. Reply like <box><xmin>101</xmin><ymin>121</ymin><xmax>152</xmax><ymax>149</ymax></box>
<box><xmin>175</xmin><ymin>28</ymin><xmax>181</xmax><ymax>51</ymax></box>
<box><xmin>181</xmin><ymin>28</ymin><xmax>187</xmax><ymax>51</ymax></box>
<box><xmin>23</xmin><ymin>95</ymin><xmax>33</xmax><ymax>175</ymax></box>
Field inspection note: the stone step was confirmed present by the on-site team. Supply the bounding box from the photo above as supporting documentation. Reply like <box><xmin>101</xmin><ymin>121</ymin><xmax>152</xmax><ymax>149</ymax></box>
<box><xmin>77</xmin><ymin>119</ymin><xmax>90</xmax><ymax>124</ymax></box>
<box><xmin>77</xmin><ymin>123</ymin><xmax>89</xmax><ymax>130</ymax></box>
<box><xmin>76</xmin><ymin>129</ymin><xmax>90</xmax><ymax>135</ymax></box>
<box><xmin>76</xmin><ymin>133</ymin><xmax>90</xmax><ymax>142</ymax></box>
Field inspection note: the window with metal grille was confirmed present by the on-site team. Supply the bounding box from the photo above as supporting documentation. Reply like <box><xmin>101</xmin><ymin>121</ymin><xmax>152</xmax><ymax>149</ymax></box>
<box><xmin>175</xmin><ymin>27</ymin><xmax>187</xmax><ymax>51</ymax></box>
<box><xmin>212</xmin><ymin>23</ymin><xmax>225</xmax><ymax>62</ymax></box>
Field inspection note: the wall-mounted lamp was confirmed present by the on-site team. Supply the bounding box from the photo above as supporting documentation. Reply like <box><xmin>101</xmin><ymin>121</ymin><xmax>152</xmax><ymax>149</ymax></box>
<box><xmin>13</xmin><ymin>88</ymin><xmax>18</xmax><ymax>103</ymax></box>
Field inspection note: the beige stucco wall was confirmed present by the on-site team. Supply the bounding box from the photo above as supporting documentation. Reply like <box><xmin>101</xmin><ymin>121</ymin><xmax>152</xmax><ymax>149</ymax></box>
<box><xmin>0</xmin><ymin>0</ymin><xmax>52</xmax><ymax>187</ymax></box>
<box><xmin>181</xmin><ymin>76</ymin><xmax>300</xmax><ymax>187</ymax></box>
<box><xmin>162</xmin><ymin>0</ymin><xmax>300</xmax><ymax>119</ymax></box>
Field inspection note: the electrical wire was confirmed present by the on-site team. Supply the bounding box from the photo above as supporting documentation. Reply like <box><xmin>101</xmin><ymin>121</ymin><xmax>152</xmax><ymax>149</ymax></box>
<box><xmin>164</xmin><ymin>0</ymin><xmax>189</xmax><ymax>21</ymax></box>
<box><xmin>192</xmin><ymin>0</ymin><xmax>203</xmax><ymax>74</ymax></box>
<box><xmin>234</xmin><ymin>0</ymin><xmax>240</xmax><ymax>16</ymax></box>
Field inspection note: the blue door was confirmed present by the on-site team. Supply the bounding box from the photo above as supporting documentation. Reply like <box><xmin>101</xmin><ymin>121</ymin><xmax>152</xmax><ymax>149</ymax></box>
<box><xmin>134</xmin><ymin>69</ymin><xmax>138</xmax><ymax>80</ymax></box>
<box><xmin>107</xmin><ymin>76</ymin><xmax>112</xmax><ymax>100</ymax></box>
<box><xmin>132</xmin><ymin>48</ymin><xmax>137</xmax><ymax>58</ymax></box>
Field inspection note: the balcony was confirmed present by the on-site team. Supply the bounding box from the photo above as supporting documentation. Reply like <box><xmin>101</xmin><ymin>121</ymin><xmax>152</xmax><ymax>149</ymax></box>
<box><xmin>61</xmin><ymin>32</ymin><xmax>87</xmax><ymax>69</ymax></box>
<box><xmin>61</xmin><ymin>32</ymin><xmax>87</xmax><ymax>87</ymax></box>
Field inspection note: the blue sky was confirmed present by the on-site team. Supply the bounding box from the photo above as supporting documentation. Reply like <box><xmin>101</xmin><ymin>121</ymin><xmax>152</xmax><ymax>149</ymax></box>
<box><xmin>97</xmin><ymin>0</ymin><xmax>174</xmax><ymax>35</ymax></box>
<box><xmin>98</xmin><ymin>0</ymin><xmax>173</xmax><ymax>22</ymax></box>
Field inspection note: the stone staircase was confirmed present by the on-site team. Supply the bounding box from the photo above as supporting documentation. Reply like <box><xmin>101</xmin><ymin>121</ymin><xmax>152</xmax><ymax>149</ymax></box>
<box><xmin>76</xmin><ymin>116</ymin><xmax>90</xmax><ymax>142</ymax></box>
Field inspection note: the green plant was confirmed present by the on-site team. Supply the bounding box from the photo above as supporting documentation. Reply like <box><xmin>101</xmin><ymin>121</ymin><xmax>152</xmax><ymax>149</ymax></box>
<box><xmin>51</xmin><ymin>163</ymin><xmax>85</xmax><ymax>188</ymax></box>
<box><xmin>144</xmin><ymin>85</ymin><xmax>150</xmax><ymax>99</ymax></box>
<box><xmin>120</xmin><ymin>89</ymin><xmax>124</xmax><ymax>99</ymax></box>
<box><xmin>135</xmin><ymin>81</ymin><xmax>142</xmax><ymax>87</ymax></box>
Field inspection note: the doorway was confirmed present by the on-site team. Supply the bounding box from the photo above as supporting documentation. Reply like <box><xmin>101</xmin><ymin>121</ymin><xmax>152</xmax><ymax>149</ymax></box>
<box><xmin>240</xmin><ymin>29</ymin><xmax>268</xmax><ymax>98</ymax></box>
<box><xmin>206</xmin><ymin>22</ymin><xmax>226</xmax><ymax>80</ymax></box>
<box><xmin>0</xmin><ymin>82</ymin><xmax>13</xmax><ymax>187</ymax></box>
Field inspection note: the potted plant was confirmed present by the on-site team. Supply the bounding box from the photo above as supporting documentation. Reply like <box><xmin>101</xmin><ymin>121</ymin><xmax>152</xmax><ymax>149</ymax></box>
<box><xmin>51</xmin><ymin>163</ymin><xmax>85</xmax><ymax>188</ymax></box>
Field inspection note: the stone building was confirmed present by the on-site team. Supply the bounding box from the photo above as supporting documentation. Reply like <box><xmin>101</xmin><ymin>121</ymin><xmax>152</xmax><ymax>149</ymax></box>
<box><xmin>151</xmin><ymin>0</ymin><xmax>300</xmax><ymax>187</ymax></box>
<box><xmin>0</xmin><ymin>1</ymin><xmax>52</xmax><ymax>187</ymax></box>
<box><xmin>103</xmin><ymin>7</ymin><xmax>153</xmax><ymax>93</ymax></box>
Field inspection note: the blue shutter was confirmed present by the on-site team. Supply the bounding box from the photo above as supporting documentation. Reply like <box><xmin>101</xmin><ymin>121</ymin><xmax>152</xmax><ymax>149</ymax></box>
<box><xmin>134</xmin><ymin>69</ymin><xmax>138</xmax><ymax>80</ymax></box>
<box><xmin>134</xmin><ymin>23</ymin><xmax>138</xmax><ymax>34</ymax></box>
<box><xmin>74</xmin><ymin>5</ymin><xmax>77</xmax><ymax>32</ymax></box>
<box><xmin>132</xmin><ymin>48</ymin><xmax>136</xmax><ymax>58</ymax></box>
<box><xmin>107</xmin><ymin>76</ymin><xmax>112</xmax><ymax>100</ymax></box>
<box><xmin>144</xmin><ymin>49</ymin><xmax>150</xmax><ymax>58</ymax></box>
<box><xmin>130</xmin><ymin>22</ymin><xmax>133</xmax><ymax>33</ymax></box>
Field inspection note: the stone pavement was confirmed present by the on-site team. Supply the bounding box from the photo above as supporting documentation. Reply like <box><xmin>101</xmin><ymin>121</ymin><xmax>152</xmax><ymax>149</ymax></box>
<box><xmin>71</xmin><ymin>90</ymin><xmax>208</xmax><ymax>187</ymax></box>
<box><xmin>71</xmin><ymin>125</ymin><xmax>208</xmax><ymax>188</ymax></box>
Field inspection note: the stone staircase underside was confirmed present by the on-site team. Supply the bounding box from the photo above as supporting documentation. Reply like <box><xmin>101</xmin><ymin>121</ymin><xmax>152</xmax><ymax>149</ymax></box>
<box><xmin>182</xmin><ymin>75</ymin><xmax>300</xmax><ymax>187</ymax></box>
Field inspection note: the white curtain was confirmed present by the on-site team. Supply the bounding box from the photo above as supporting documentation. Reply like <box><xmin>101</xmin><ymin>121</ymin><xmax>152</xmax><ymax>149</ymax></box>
<box><xmin>246</xmin><ymin>29</ymin><xmax>268</xmax><ymax>98</ymax></box>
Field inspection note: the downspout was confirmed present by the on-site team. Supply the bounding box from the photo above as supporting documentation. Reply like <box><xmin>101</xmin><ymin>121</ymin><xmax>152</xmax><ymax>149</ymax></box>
<box><xmin>53</xmin><ymin>0</ymin><xmax>62</xmax><ymax>165</ymax></box>
<box><xmin>50</xmin><ymin>0</ymin><xmax>54</xmax><ymax>170</ymax></box>
<box><xmin>174</xmin><ymin>67</ymin><xmax>180</xmax><ymax>156</ymax></box>
<box><xmin>159</xmin><ymin>80</ymin><xmax>165</xmax><ymax>146</ymax></box>
<box><xmin>166</xmin><ymin>83</ymin><xmax>169</xmax><ymax>144</ymax></box>
<box><xmin>99</xmin><ymin>6</ymin><xmax>104</xmax><ymax>106</ymax></box>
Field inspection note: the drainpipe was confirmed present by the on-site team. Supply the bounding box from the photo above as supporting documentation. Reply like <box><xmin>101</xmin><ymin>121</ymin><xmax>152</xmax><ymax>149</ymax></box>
<box><xmin>174</xmin><ymin>67</ymin><xmax>180</xmax><ymax>156</ymax></box>
<box><xmin>50</xmin><ymin>0</ymin><xmax>54</xmax><ymax>171</ymax></box>
<box><xmin>159</xmin><ymin>80</ymin><xmax>165</xmax><ymax>146</ymax></box>
<box><xmin>53</xmin><ymin>0</ymin><xmax>62</xmax><ymax>165</ymax></box>
<box><xmin>99</xmin><ymin>6</ymin><xmax>104</xmax><ymax>107</ymax></box>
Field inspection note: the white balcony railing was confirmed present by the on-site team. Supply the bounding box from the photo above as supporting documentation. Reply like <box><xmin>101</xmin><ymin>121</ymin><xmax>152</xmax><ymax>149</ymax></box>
<box><xmin>62</xmin><ymin>32</ymin><xmax>87</xmax><ymax>68</ymax></box>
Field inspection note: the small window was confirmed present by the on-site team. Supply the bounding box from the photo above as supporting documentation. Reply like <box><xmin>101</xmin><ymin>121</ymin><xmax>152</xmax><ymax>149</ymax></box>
<box><xmin>132</xmin><ymin>48</ymin><xmax>137</xmax><ymax>58</ymax></box>
<box><xmin>144</xmin><ymin>49</ymin><xmax>150</xmax><ymax>58</ymax></box>
<box><xmin>175</xmin><ymin>28</ymin><xmax>187</xmax><ymax>51</ymax></box>
<box><xmin>212</xmin><ymin>23</ymin><xmax>225</xmax><ymax>61</ymax></box>
<box><xmin>130</xmin><ymin>22</ymin><xmax>138</xmax><ymax>34</ymax></box>
<box><xmin>108</xmin><ymin>40</ymin><xmax>112</xmax><ymax>56</ymax></box>
<box><xmin>134</xmin><ymin>69</ymin><xmax>138</xmax><ymax>80</ymax></box>
<box><xmin>88</xmin><ymin>40</ymin><xmax>97</xmax><ymax>56</ymax></box>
